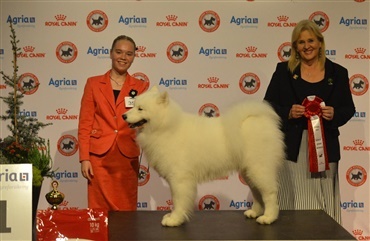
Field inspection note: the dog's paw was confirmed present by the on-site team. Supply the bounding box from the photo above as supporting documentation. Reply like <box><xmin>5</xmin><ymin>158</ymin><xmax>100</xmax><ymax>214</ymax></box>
<box><xmin>256</xmin><ymin>215</ymin><xmax>277</xmax><ymax>225</ymax></box>
<box><xmin>161</xmin><ymin>213</ymin><xmax>185</xmax><ymax>227</ymax></box>
<box><xmin>244</xmin><ymin>209</ymin><xmax>258</xmax><ymax>219</ymax></box>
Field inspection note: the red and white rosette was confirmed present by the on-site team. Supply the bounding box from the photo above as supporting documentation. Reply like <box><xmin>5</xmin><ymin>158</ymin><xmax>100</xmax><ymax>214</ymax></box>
<box><xmin>302</xmin><ymin>95</ymin><xmax>329</xmax><ymax>173</ymax></box>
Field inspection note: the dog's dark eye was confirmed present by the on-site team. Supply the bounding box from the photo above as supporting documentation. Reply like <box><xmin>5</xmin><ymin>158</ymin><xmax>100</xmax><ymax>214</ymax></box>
<box><xmin>138</xmin><ymin>107</ymin><xmax>143</xmax><ymax>111</ymax></box>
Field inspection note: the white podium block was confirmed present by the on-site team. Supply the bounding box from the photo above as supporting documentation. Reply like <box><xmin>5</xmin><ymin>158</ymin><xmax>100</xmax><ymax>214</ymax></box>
<box><xmin>0</xmin><ymin>164</ymin><xmax>32</xmax><ymax>241</ymax></box>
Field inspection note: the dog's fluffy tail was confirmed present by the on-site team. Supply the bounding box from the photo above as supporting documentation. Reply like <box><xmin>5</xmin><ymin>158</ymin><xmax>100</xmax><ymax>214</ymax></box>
<box><xmin>221</xmin><ymin>100</ymin><xmax>285</xmax><ymax>163</ymax></box>
<box><xmin>222</xmin><ymin>100</ymin><xmax>281</xmax><ymax>126</ymax></box>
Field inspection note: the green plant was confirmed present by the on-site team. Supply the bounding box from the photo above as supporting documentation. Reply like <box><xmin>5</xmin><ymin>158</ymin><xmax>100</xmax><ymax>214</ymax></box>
<box><xmin>0</xmin><ymin>21</ymin><xmax>54</xmax><ymax>186</ymax></box>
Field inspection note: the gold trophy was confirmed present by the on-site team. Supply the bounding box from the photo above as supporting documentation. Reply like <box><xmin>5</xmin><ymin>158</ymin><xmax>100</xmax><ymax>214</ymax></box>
<box><xmin>45</xmin><ymin>180</ymin><xmax>65</xmax><ymax>210</ymax></box>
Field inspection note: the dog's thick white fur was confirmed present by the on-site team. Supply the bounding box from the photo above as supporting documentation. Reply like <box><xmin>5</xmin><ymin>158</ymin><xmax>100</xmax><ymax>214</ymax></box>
<box><xmin>123</xmin><ymin>86</ymin><xmax>285</xmax><ymax>227</ymax></box>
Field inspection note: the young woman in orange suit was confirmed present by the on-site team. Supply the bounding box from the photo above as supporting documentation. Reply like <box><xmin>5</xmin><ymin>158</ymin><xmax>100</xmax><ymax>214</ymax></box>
<box><xmin>78</xmin><ymin>35</ymin><xmax>149</xmax><ymax>210</ymax></box>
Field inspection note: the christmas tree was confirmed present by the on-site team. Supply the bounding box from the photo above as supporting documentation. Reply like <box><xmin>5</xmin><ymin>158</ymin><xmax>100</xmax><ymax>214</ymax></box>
<box><xmin>0</xmin><ymin>22</ymin><xmax>54</xmax><ymax>186</ymax></box>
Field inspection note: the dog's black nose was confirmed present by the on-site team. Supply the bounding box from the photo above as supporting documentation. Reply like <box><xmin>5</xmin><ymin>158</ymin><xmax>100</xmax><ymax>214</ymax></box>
<box><xmin>122</xmin><ymin>114</ymin><xmax>127</xmax><ymax>120</ymax></box>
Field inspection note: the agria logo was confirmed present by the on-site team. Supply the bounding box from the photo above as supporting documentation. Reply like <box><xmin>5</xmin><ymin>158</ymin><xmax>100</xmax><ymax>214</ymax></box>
<box><xmin>118</xmin><ymin>15</ymin><xmax>147</xmax><ymax>27</ymax></box>
<box><xmin>158</xmin><ymin>77</ymin><xmax>187</xmax><ymax>89</ymax></box>
<box><xmin>86</xmin><ymin>10</ymin><xmax>108</xmax><ymax>32</ymax></box>
<box><xmin>56</xmin><ymin>41</ymin><xmax>78</xmax><ymax>63</ymax></box>
<box><xmin>230</xmin><ymin>199</ymin><xmax>253</xmax><ymax>210</ymax></box>
<box><xmin>199</xmin><ymin>10</ymin><xmax>220</xmax><ymax>32</ymax></box>
<box><xmin>309</xmin><ymin>11</ymin><xmax>330</xmax><ymax>32</ymax></box>
<box><xmin>230</xmin><ymin>15</ymin><xmax>259</xmax><ymax>29</ymax></box>
<box><xmin>341</xmin><ymin>200</ymin><xmax>365</xmax><ymax>211</ymax></box>
<box><xmin>6</xmin><ymin>15</ymin><xmax>35</xmax><ymax>26</ymax></box>
<box><xmin>48</xmin><ymin>77</ymin><xmax>78</xmax><ymax>90</ymax></box>
<box><xmin>54</xmin><ymin>170</ymin><xmax>78</xmax><ymax>180</ymax></box>
<box><xmin>339</xmin><ymin>16</ymin><xmax>368</xmax><ymax>29</ymax></box>
<box><xmin>351</xmin><ymin>111</ymin><xmax>367</xmax><ymax>122</ymax></box>
<box><xmin>199</xmin><ymin>46</ymin><xmax>227</xmax><ymax>59</ymax></box>
<box><xmin>325</xmin><ymin>49</ymin><xmax>337</xmax><ymax>60</ymax></box>
<box><xmin>19</xmin><ymin>109</ymin><xmax>37</xmax><ymax>118</ymax></box>
<box><xmin>0</xmin><ymin>169</ymin><xmax>30</xmax><ymax>182</ymax></box>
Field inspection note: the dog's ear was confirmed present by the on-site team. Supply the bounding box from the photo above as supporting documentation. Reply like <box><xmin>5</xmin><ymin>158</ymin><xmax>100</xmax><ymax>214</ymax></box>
<box><xmin>149</xmin><ymin>85</ymin><xmax>159</xmax><ymax>93</ymax></box>
<box><xmin>157</xmin><ymin>91</ymin><xmax>169</xmax><ymax>106</ymax></box>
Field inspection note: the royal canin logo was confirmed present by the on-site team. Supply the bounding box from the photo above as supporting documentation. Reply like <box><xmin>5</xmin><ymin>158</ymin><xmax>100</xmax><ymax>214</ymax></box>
<box><xmin>17</xmin><ymin>46</ymin><xmax>46</xmax><ymax>58</ymax></box>
<box><xmin>46</xmin><ymin>108</ymin><xmax>78</xmax><ymax>121</ymax></box>
<box><xmin>156</xmin><ymin>15</ymin><xmax>188</xmax><ymax>27</ymax></box>
<box><xmin>236</xmin><ymin>46</ymin><xmax>268</xmax><ymax>58</ymax></box>
<box><xmin>45</xmin><ymin>14</ymin><xmax>77</xmax><ymax>27</ymax></box>
<box><xmin>343</xmin><ymin>139</ymin><xmax>370</xmax><ymax>151</ymax></box>
<box><xmin>198</xmin><ymin>76</ymin><xmax>230</xmax><ymax>89</ymax></box>
<box><xmin>156</xmin><ymin>200</ymin><xmax>173</xmax><ymax>211</ymax></box>
<box><xmin>135</xmin><ymin>46</ymin><xmax>157</xmax><ymax>58</ymax></box>
<box><xmin>267</xmin><ymin>15</ymin><xmax>297</xmax><ymax>27</ymax></box>
<box><xmin>345</xmin><ymin>48</ymin><xmax>370</xmax><ymax>59</ymax></box>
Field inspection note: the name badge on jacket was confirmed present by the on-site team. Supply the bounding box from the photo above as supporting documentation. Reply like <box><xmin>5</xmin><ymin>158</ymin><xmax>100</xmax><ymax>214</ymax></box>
<box><xmin>125</xmin><ymin>97</ymin><xmax>135</xmax><ymax>108</ymax></box>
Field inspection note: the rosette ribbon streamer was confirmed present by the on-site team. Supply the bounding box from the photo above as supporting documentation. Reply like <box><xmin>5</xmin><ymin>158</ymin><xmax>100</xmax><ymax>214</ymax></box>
<box><xmin>302</xmin><ymin>95</ymin><xmax>330</xmax><ymax>173</ymax></box>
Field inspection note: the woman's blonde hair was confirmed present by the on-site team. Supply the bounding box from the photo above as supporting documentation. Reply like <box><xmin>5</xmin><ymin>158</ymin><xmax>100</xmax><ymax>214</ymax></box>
<box><xmin>111</xmin><ymin>35</ymin><xmax>137</xmax><ymax>52</ymax></box>
<box><xmin>288</xmin><ymin>19</ymin><xmax>326</xmax><ymax>73</ymax></box>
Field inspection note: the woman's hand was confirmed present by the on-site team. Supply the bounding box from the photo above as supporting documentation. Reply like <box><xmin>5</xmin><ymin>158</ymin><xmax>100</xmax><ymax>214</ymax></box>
<box><xmin>289</xmin><ymin>104</ymin><xmax>305</xmax><ymax>119</ymax></box>
<box><xmin>321</xmin><ymin>106</ymin><xmax>334</xmax><ymax>121</ymax></box>
<box><xmin>81</xmin><ymin>160</ymin><xmax>94</xmax><ymax>181</ymax></box>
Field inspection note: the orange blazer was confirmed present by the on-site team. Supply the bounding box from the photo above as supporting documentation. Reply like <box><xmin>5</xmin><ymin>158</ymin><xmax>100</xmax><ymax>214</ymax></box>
<box><xmin>78</xmin><ymin>70</ymin><xmax>149</xmax><ymax>161</ymax></box>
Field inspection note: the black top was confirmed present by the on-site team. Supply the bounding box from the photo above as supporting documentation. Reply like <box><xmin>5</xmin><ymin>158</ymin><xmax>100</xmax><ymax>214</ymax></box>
<box><xmin>295</xmin><ymin>78</ymin><xmax>326</xmax><ymax>130</ymax></box>
<box><xmin>298</xmin><ymin>77</ymin><xmax>326</xmax><ymax>100</ymax></box>
<box><xmin>264</xmin><ymin>58</ymin><xmax>356</xmax><ymax>162</ymax></box>
<box><xmin>113</xmin><ymin>89</ymin><xmax>120</xmax><ymax>102</ymax></box>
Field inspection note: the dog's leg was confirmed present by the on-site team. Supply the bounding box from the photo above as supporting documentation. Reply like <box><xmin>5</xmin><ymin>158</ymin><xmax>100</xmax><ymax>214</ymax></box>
<box><xmin>242</xmin><ymin>171</ymin><xmax>279</xmax><ymax>225</ymax></box>
<box><xmin>244</xmin><ymin>185</ymin><xmax>264</xmax><ymax>218</ymax></box>
<box><xmin>255</xmin><ymin>188</ymin><xmax>279</xmax><ymax>225</ymax></box>
<box><xmin>161</xmin><ymin>178</ymin><xmax>197</xmax><ymax>227</ymax></box>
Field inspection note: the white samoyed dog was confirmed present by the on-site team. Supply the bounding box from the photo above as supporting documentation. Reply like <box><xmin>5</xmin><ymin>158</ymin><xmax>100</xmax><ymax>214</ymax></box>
<box><xmin>123</xmin><ymin>86</ymin><xmax>285</xmax><ymax>227</ymax></box>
